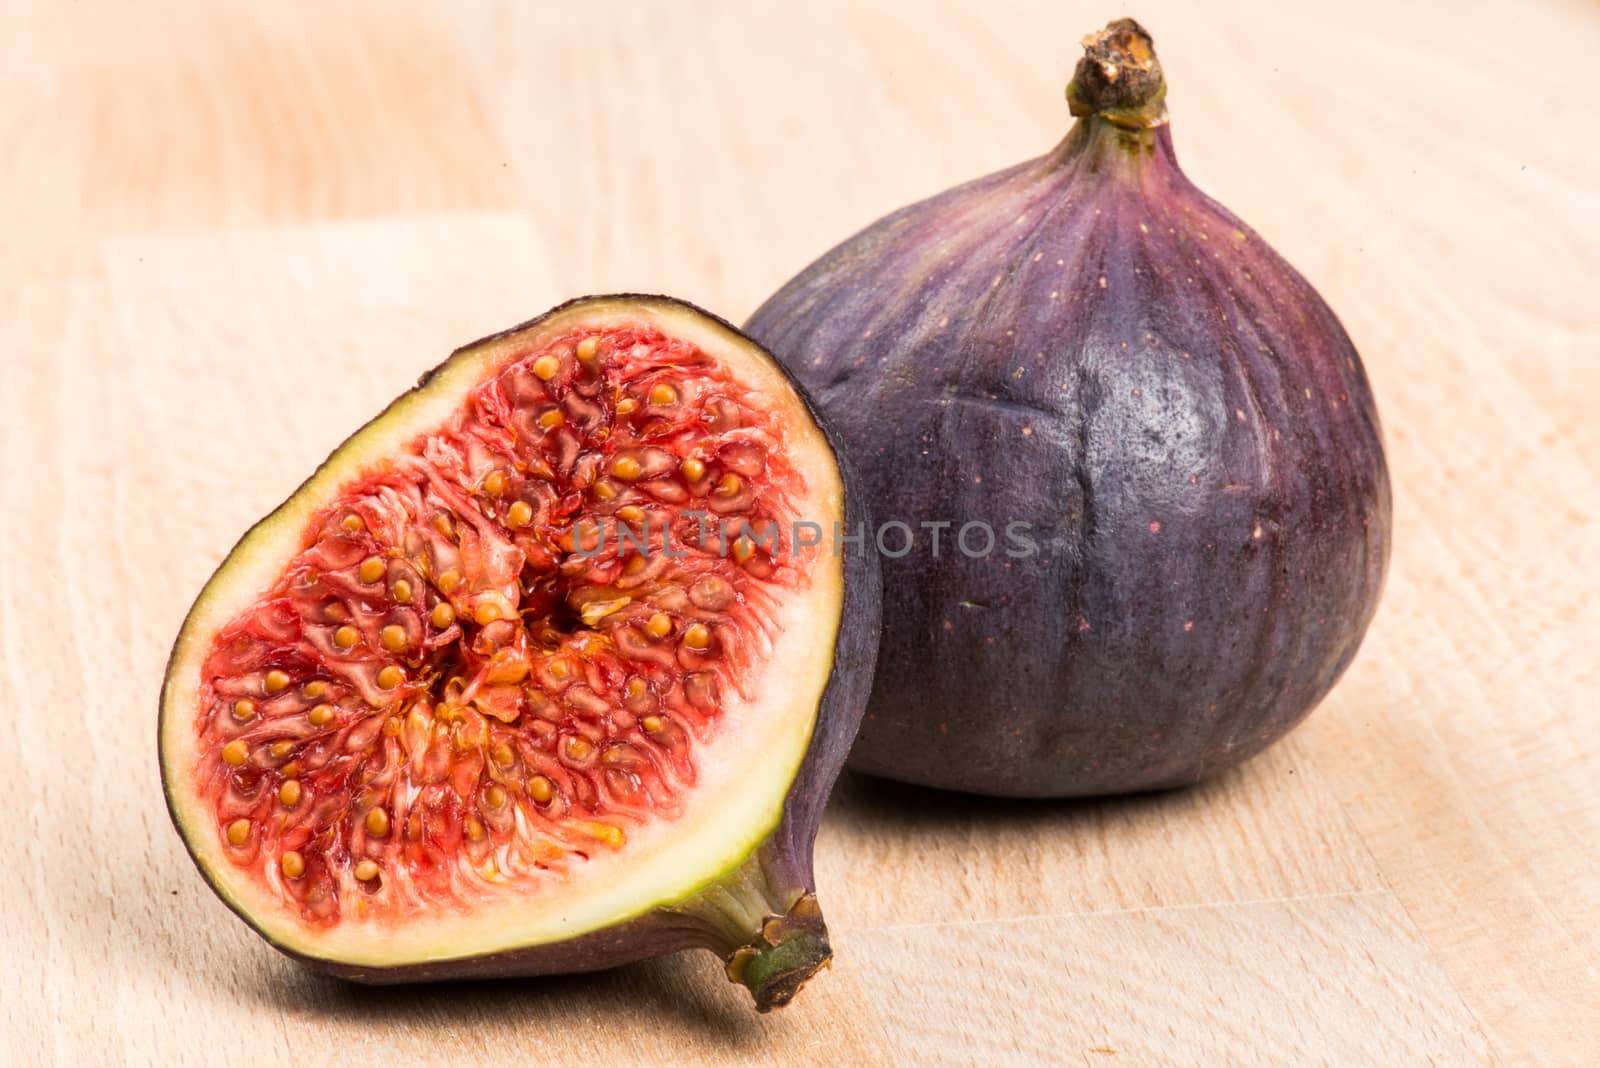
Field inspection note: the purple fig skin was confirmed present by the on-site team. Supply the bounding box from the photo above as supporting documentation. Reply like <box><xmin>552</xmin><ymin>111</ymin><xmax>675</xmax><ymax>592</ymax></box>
<box><xmin>165</xmin><ymin>296</ymin><xmax>880</xmax><ymax>1010</ymax></box>
<box><xmin>745</xmin><ymin>21</ymin><xmax>1391</xmax><ymax>798</ymax></box>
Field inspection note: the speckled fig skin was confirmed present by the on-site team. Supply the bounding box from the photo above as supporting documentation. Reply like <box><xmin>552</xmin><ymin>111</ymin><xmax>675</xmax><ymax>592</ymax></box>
<box><xmin>745</xmin><ymin>22</ymin><xmax>1390</xmax><ymax>797</ymax></box>
<box><xmin>163</xmin><ymin>296</ymin><xmax>881</xmax><ymax>1010</ymax></box>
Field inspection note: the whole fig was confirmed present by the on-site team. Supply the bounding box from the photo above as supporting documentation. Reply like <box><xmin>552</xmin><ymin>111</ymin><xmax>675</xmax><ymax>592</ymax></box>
<box><xmin>746</xmin><ymin>20</ymin><xmax>1391</xmax><ymax>797</ymax></box>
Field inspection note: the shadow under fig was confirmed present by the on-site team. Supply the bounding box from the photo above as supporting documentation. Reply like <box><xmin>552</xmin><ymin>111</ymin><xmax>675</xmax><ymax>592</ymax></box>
<box><xmin>822</xmin><ymin>765</ymin><xmax>1227</xmax><ymax>834</ymax></box>
<box><xmin>245</xmin><ymin>950</ymin><xmax>770</xmax><ymax>1045</ymax></box>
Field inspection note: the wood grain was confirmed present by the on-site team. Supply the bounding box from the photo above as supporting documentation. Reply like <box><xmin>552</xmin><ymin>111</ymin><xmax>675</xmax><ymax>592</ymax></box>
<box><xmin>854</xmin><ymin>893</ymin><xmax>1488</xmax><ymax>1066</ymax></box>
<box><xmin>3</xmin><ymin>1</ymin><xmax>1596</xmax><ymax>1064</ymax></box>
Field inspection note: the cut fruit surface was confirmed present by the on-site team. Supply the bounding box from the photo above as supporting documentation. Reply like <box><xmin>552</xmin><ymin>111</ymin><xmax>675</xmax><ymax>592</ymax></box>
<box><xmin>160</xmin><ymin>296</ymin><xmax>875</xmax><ymax>1006</ymax></box>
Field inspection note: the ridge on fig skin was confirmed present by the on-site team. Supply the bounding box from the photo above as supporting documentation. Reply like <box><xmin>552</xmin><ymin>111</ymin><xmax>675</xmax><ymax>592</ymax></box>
<box><xmin>745</xmin><ymin>21</ymin><xmax>1391</xmax><ymax>799</ymax></box>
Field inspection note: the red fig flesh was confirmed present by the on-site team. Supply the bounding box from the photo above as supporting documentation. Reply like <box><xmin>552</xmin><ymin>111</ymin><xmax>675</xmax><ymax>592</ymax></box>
<box><xmin>746</xmin><ymin>21</ymin><xmax>1391</xmax><ymax>797</ymax></box>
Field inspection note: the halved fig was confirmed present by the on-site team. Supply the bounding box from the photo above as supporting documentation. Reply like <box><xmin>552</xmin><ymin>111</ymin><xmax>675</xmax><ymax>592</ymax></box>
<box><xmin>160</xmin><ymin>295</ymin><xmax>879</xmax><ymax>1010</ymax></box>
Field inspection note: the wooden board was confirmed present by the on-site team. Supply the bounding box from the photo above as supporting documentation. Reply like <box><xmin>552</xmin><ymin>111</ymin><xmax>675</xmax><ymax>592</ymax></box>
<box><xmin>2</xmin><ymin>2</ymin><xmax>1596</xmax><ymax>1064</ymax></box>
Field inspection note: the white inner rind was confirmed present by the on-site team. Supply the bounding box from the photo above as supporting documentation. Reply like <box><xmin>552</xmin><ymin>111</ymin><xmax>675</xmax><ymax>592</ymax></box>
<box><xmin>160</xmin><ymin>297</ymin><xmax>845</xmax><ymax>966</ymax></box>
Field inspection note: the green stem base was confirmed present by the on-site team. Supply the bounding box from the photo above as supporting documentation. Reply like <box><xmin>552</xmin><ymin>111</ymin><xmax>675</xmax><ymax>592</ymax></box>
<box><xmin>671</xmin><ymin>845</ymin><xmax>833</xmax><ymax>1011</ymax></box>
<box><xmin>723</xmin><ymin>892</ymin><xmax>832</xmax><ymax>1012</ymax></box>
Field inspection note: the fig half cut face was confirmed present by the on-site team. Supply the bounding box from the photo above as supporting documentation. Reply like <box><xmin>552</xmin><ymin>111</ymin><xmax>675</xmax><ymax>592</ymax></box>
<box><xmin>161</xmin><ymin>295</ymin><xmax>878</xmax><ymax>1009</ymax></box>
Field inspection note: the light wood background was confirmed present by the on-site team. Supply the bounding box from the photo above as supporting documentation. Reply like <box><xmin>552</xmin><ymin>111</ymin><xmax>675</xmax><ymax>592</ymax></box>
<box><xmin>3</xmin><ymin>1</ymin><xmax>1596</xmax><ymax>1064</ymax></box>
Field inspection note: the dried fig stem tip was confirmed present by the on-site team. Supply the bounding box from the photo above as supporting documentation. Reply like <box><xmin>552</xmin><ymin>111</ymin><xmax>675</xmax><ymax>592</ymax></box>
<box><xmin>724</xmin><ymin>892</ymin><xmax>832</xmax><ymax>1013</ymax></box>
<box><xmin>1066</xmin><ymin>17</ymin><xmax>1168</xmax><ymax>130</ymax></box>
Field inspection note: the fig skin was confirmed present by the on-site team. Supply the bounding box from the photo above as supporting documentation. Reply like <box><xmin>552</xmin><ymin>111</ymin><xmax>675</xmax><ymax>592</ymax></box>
<box><xmin>160</xmin><ymin>296</ymin><xmax>881</xmax><ymax>1010</ymax></box>
<box><xmin>746</xmin><ymin>22</ymin><xmax>1391</xmax><ymax>798</ymax></box>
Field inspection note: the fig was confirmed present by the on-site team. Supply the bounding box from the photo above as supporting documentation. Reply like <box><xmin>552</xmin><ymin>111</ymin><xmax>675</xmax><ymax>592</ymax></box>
<box><xmin>746</xmin><ymin>20</ymin><xmax>1391</xmax><ymax>797</ymax></box>
<box><xmin>159</xmin><ymin>295</ymin><xmax>879</xmax><ymax>1010</ymax></box>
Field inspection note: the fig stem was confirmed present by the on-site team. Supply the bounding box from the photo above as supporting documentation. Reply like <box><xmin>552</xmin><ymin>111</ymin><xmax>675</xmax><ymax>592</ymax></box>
<box><xmin>671</xmin><ymin>844</ymin><xmax>833</xmax><ymax>1010</ymax></box>
<box><xmin>723</xmin><ymin>892</ymin><xmax>832</xmax><ymax>1013</ymax></box>
<box><xmin>1066</xmin><ymin>18</ymin><xmax>1168</xmax><ymax>130</ymax></box>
